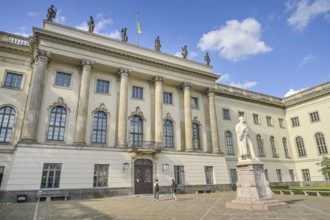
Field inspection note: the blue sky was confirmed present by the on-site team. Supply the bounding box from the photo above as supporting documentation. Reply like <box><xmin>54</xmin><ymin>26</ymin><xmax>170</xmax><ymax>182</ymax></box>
<box><xmin>1</xmin><ymin>0</ymin><xmax>330</xmax><ymax>97</ymax></box>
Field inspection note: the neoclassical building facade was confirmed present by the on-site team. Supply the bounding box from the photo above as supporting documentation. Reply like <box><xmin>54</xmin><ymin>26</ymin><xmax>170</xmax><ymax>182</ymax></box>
<box><xmin>0</xmin><ymin>21</ymin><xmax>329</xmax><ymax>202</ymax></box>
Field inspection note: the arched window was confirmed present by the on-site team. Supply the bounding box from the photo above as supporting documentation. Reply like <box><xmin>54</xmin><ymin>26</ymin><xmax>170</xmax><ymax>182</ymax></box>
<box><xmin>315</xmin><ymin>132</ymin><xmax>328</xmax><ymax>154</ymax></box>
<box><xmin>192</xmin><ymin>122</ymin><xmax>200</xmax><ymax>149</ymax></box>
<box><xmin>282</xmin><ymin>137</ymin><xmax>290</xmax><ymax>158</ymax></box>
<box><xmin>47</xmin><ymin>106</ymin><xmax>67</xmax><ymax>141</ymax></box>
<box><xmin>257</xmin><ymin>135</ymin><xmax>265</xmax><ymax>157</ymax></box>
<box><xmin>0</xmin><ymin>106</ymin><xmax>16</xmax><ymax>143</ymax></box>
<box><xmin>92</xmin><ymin>111</ymin><xmax>107</xmax><ymax>144</ymax></box>
<box><xmin>130</xmin><ymin>115</ymin><xmax>143</xmax><ymax>146</ymax></box>
<box><xmin>225</xmin><ymin>131</ymin><xmax>234</xmax><ymax>155</ymax></box>
<box><xmin>163</xmin><ymin>119</ymin><xmax>174</xmax><ymax>148</ymax></box>
<box><xmin>296</xmin><ymin>136</ymin><xmax>306</xmax><ymax>157</ymax></box>
<box><xmin>270</xmin><ymin>136</ymin><xmax>278</xmax><ymax>158</ymax></box>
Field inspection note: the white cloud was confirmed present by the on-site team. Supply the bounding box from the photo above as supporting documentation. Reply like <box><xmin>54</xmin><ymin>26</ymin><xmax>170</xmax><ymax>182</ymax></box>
<box><xmin>287</xmin><ymin>0</ymin><xmax>330</xmax><ymax>31</ymax></box>
<box><xmin>230</xmin><ymin>81</ymin><xmax>257</xmax><ymax>89</ymax></box>
<box><xmin>284</xmin><ymin>87</ymin><xmax>308</xmax><ymax>97</ymax></box>
<box><xmin>54</xmin><ymin>10</ymin><xmax>66</xmax><ymax>24</ymax></box>
<box><xmin>299</xmin><ymin>54</ymin><xmax>314</xmax><ymax>66</ymax></box>
<box><xmin>28</xmin><ymin>12</ymin><xmax>38</xmax><ymax>17</ymax></box>
<box><xmin>217</xmin><ymin>73</ymin><xmax>230</xmax><ymax>83</ymax></box>
<box><xmin>14</xmin><ymin>26</ymin><xmax>31</xmax><ymax>37</ymax></box>
<box><xmin>197</xmin><ymin>18</ymin><xmax>272</xmax><ymax>62</ymax></box>
<box><xmin>174</xmin><ymin>52</ymin><xmax>181</xmax><ymax>57</ymax></box>
<box><xmin>190</xmin><ymin>51</ymin><xmax>198</xmax><ymax>58</ymax></box>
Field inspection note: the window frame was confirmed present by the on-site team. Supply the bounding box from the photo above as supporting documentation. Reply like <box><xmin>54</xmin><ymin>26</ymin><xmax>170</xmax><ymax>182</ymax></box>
<box><xmin>282</xmin><ymin>137</ymin><xmax>290</xmax><ymax>158</ymax></box>
<box><xmin>276</xmin><ymin>169</ymin><xmax>282</xmax><ymax>182</ymax></box>
<box><xmin>270</xmin><ymin>136</ymin><xmax>278</xmax><ymax>158</ymax></box>
<box><xmin>309</xmin><ymin>111</ymin><xmax>320</xmax><ymax>123</ymax></box>
<box><xmin>54</xmin><ymin>71</ymin><xmax>72</xmax><ymax>89</ymax></box>
<box><xmin>163</xmin><ymin>92</ymin><xmax>173</xmax><ymax>105</ymax></box>
<box><xmin>40</xmin><ymin>163</ymin><xmax>62</xmax><ymax>189</ymax></box>
<box><xmin>204</xmin><ymin>166</ymin><xmax>214</xmax><ymax>185</ymax></box>
<box><xmin>47</xmin><ymin>106</ymin><xmax>67</xmax><ymax>142</ymax></box>
<box><xmin>0</xmin><ymin>106</ymin><xmax>16</xmax><ymax>144</ymax></box>
<box><xmin>266</xmin><ymin>116</ymin><xmax>273</xmax><ymax>127</ymax></box>
<box><xmin>279</xmin><ymin>118</ymin><xmax>285</xmax><ymax>128</ymax></box>
<box><xmin>93</xmin><ymin>164</ymin><xmax>109</xmax><ymax>187</ymax></box>
<box><xmin>302</xmin><ymin>169</ymin><xmax>311</xmax><ymax>181</ymax></box>
<box><xmin>174</xmin><ymin>165</ymin><xmax>185</xmax><ymax>185</ymax></box>
<box><xmin>253</xmin><ymin>114</ymin><xmax>260</xmax><ymax>125</ymax></box>
<box><xmin>296</xmin><ymin>136</ymin><xmax>307</xmax><ymax>157</ymax></box>
<box><xmin>163</xmin><ymin>119</ymin><xmax>174</xmax><ymax>148</ymax></box>
<box><xmin>315</xmin><ymin>132</ymin><xmax>328</xmax><ymax>155</ymax></box>
<box><xmin>192</xmin><ymin>122</ymin><xmax>201</xmax><ymax>150</ymax></box>
<box><xmin>130</xmin><ymin>115</ymin><xmax>143</xmax><ymax>146</ymax></box>
<box><xmin>230</xmin><ymin>169</ymin><xmax>237</xmax><ymax>184</ymax></box>
<box><xmin>289</xmin><ymin>169</ymin><xmax>295</xmax><ymax>182</ymax></box>
<box><xmin>0</xmin><ymin>166</ymin><xmax>4</xmax><ymax>187</ymax></box>
<box><xmin>92</xmin><ymin>111</ymin><xmax>107</xmax><ymax>144</ymax></box>
<box><xmin>291</xmin><ymin>117</ymin><xmax>300</xmax><ymax>127</ymax></box>
<box><xmin>95</xmin><ymin>79</ymin><xmax>111</xmax><ymax>95</ymax></box>
<box><xmin>190</xmin><ymin>97</ymin><xmax>199</xmax><ymax>109</ymax></box>
<box><xmin>257</xmin><ymin>134</ymin><xmax>265</xmax><ymax>157</ymax></box>
<box><xmin>222</xmin><ymin>109</ymin><xmax>231</xmax><ymax>120</ymax></box>
<box><xmin>131</xmin><ymin>85</ymin><xmax>144</xmax><ymax>100</ymax></box>
<box><xmin>2</xmin><ymin>70</ymin><xmax>24</xmax><ymax>90</ymax></box>
<box><xmin>225</xmin><ymin>130</ymin><xmax>234</xmax><ymax>155</ymax></box>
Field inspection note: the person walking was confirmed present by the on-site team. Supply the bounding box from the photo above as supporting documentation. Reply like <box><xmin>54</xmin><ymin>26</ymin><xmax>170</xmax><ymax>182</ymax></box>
<box><xmin>171</xmin><ymin>179</ymin><xmax>177</xmax><ymax>201</ymax></box>
<box><xmin>154</xmin><ymin>179</ymin><xmax>160</xmax><ymax>201</ymax></box>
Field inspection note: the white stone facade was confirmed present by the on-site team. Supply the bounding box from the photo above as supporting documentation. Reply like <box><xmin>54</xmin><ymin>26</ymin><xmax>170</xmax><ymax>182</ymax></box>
<box><xmin>0</xmin><ymin>22</ymin><xmax>329</xmax><ymax>200</ymax></box>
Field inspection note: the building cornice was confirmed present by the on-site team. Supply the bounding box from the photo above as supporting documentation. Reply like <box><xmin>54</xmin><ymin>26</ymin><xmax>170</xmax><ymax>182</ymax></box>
<box><xmin>33</xmin><ymin>22</ymin><xmax>219</xmax><ymax>81</ymax></box>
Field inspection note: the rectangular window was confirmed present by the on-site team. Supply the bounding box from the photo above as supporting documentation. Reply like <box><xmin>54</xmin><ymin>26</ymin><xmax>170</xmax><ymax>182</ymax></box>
<box><xmin>302</xmin><ymin>169</ymin><xmax>311</xmax><ymax>181</ymax></box>
<box><xmin>132</xmin><ymin>86</ymin><xmax>143</xmax><ymax>99</ymax></box>
<box><xmin>55</xmin><ymin>72</ymin><xmax>71</xmax><ymax>88</ymax></box>
<box><xmin>4</xmin><ymin>72</ymin><xmax>23</xmax><ymax>89</ymax></box>
<box><xmin>310</xmin><ymin>112</ymin><xmax>320</xmax><ymax>123</ymax></box>
<box><xmin>253</xmin><ymin>114</ymin><xmax>260</xmax><ymax>124</ymax></box>
<box><xmin>163</xmin><ymin>92</ymin><xmax>173</xmax><ymax>104</ymax></box>
<box><xmin>279</xmin><ymin>118</ymin><xmax>285</xmax><ymax>128</ymax></box>
<box><xmin>266</xmin><ymin>116</ymin><xmax>273</xmax><ymax>126</ymax></box>
<box><xmin>276</xmin><ymin>169</ymin><xmax>282</xmax><ymax>182</ymax></box>
<box><xmin>190</xmin><ymin>97</ymin><xmax>198</xmax><ymax>108</ymax></box>
<box><xmin>40</xmin><ymin>163</ymin><xmax>62</xmax><ymax>189</ymax></box>
<box><xmin>230</xmin><ymin>169</ymin><xmax>237</xmax><ymax>184</ymax></box>
<box><xmin>93</xmin><ymin>164</ymin><xmax>109</xmax><ymax>187</ymax></box>
<box><xmin>289</xmin><ymin>169</ymin><xmax>295</xmax><ymax>182</ymax></box>
<box><xmin>223</xmin><ymin>109</ymin><xmax>230</xmax><ymax>120</ymax></box>
<box><xmin>0</xmin><ymin>166</ymin><xmax>4</xmax><ymax>187</ymax></box>
<box><xmin>174</xmin><ymin>166</ymin><xmax>185</xmax><ymax>185</ymax></box>
<box><xmin>264</xmin><ymin>169</ymin><xmax>269</xmax><ymax>181</ymax></box>
<box><xmin>238</xmin><ymin>111</ymin><xmax>245</xmax><ymax>118</ymax></box>
<box><xmin>291</xmin><ymin>117</ymin><xmax>300</xmax><ymax>127</ymax></box>
<box><xmin>204</xmin><ymin>166</ymin><xmax>214</xmax><ymax>184</ymax></box>
<box><xmin>324</xmin><ymin>173</ymin><xmax>330</xmax><ymax>181</ymax></box>
<box><xmin>96</xmin><ymin>79</ymin><xmax>110</xmax><ymax>94</ymax></box>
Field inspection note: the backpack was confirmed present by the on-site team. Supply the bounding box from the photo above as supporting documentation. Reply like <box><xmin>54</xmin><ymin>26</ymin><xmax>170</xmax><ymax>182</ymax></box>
<box><xmin>155</xmin><ymin>183</ymin><xmax>159</xmax><ymax>191</ymax></box>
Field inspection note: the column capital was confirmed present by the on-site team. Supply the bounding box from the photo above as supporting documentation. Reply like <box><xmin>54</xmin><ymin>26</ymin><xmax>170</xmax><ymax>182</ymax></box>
<box><xmin>36</xmin><ymin>49</ymin><xmax>51</xmax><ymax>62</ymax></box>
<box><xmin>178</xmin><ymin>81</ymin><xmax>192</xmax><ymax>93</ymax></box>
<box><xmin>204</xmin><ymin>88</ymin><xmax>216</xmax><ymax>97</ymax></box>
<box><xmin>117</xmin><ymin>67</ymin><xmax>131</xmax><ymax>80</ymax></box>
<box><xmin>80</xmin><ymin>59</ymin><xmax>94</xmax><ymax>71</ymax></box>
<box><xmin>150</xmin><ymin>75</ymin><xmax>164</xmax><ymax>87</ymax></box>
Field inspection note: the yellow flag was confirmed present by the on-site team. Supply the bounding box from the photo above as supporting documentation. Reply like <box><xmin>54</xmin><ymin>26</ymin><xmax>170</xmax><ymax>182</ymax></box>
<box><xmin>137</xmin><ymin>21</ymin><xmax>141</xmax><ymax>34</ymax></box>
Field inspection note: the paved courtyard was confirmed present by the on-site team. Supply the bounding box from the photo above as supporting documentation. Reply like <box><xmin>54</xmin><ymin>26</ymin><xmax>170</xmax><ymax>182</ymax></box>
<box><xmin>0</xmin><ymin>192</ymin><xmax>329</xmax><ymax>220</ymax></box>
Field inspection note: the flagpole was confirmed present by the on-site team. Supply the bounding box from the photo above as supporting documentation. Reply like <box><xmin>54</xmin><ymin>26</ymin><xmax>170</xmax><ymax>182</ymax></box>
<box><xmin>136</xmin><ymin>11</ymin><xmax>139</xmax><ymax>46</ymax></box>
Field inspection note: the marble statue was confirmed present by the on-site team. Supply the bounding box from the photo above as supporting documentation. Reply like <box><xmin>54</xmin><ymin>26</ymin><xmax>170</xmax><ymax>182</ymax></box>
<box><xmin>182</xmin><ymin>45</ymin><xmax>188</xmax><ymax>58</ymax></box>
<box><xmin>46</xmin><ymin>4</ymin><xmax>57</xmax><ymax>22</ymax></box>
<box><xmin>121</xmin><ymin>28</ymin><xmax>128</xmax><ymax>42</ymax></box>
<box><xmin>204</xmin><ymin>52</ymin><xmax>210</xmax><ymax>65</ymax></box>
<box><xmin>235</xmin><ymin>116</ymin><xmax>258</xmax><ymax>162</ymax></box>
<box><xmin>88</xmin><ymin>16</ymin><xmax>95</xmax><ymax>33</ymax></box>
<box><xmin>155</xmin><ymin>36</ymin><xmax>161</xmax><ymax>51</ymax></box>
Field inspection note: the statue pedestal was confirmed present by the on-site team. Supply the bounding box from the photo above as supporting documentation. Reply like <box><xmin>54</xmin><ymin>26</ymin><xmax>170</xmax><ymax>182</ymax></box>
<box><xmin>226</xmin><ymin>160</ymin><xmax>288</xmax><ymax>210</ymax></box>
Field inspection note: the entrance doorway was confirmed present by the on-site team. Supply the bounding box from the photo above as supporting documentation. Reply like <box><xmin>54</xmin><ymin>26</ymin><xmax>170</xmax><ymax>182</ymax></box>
<box><xmin>134</xmin><ymin>159</ymin><xmax>153</xmax><ymax>194</ymax></box>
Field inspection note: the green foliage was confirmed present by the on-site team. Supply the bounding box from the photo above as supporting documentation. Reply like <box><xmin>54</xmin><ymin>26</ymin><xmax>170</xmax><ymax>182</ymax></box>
<box><xmin>316</xmin><ymin>156</ymin><xmax>330</xmax><ymax>176</ymax></box>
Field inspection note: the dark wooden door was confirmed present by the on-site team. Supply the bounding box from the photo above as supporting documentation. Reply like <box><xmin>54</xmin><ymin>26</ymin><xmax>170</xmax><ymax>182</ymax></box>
<box><xmin>134</xmin><ymin>159</ymin><xmax>153</xmax><ymax>194</ymax></box>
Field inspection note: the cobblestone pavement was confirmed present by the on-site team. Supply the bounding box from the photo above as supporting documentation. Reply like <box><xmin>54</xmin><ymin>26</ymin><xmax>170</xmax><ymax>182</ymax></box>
<box><xmin>0</xmin><ymin>192</ymin><xmax>330</xmax><ymax>220</ymax></box>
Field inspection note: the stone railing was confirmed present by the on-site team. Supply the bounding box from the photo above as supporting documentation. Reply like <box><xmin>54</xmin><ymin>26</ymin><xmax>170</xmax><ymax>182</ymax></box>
<box><xmin>0</xmin><ymin>31</ymin><xmax>30</xmax><ymax>46</ymax></box>
<box><xmin>216</xmin><ymin>83</ymin><xmax>283</xmax><ymax>105</ymax></box>
<box><xmin>128</xmin><ymin>141</ymin><xmax>162</xmax><ymax>149</ymax></box>
<box><xmin>283</xmin><ymin>81</ymin><xmax>330</xmax><ymax>104</ymax></box>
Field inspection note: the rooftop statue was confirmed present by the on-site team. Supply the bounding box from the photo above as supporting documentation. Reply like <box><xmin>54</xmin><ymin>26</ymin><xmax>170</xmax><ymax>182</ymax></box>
<box><xmin>46</xmin><ymin>4</ymin><xmax>57</xmax><ymax>22</ymax></box>
<box><xmin>88</xmin><ymin>16</ymin><xmax>95</xmax><ymax>33</ymax></box>
<box><xmin>182</xmin><ymin>45</ymin><xmax>188</xmax><ymax>59</ymax></box>
<box><xmin>155</xmin><ymin>36</ymin><xmax>161</xmax><ymax>52</ymax></box>
<box><xmin>204</xmin><ymin>52</ymin><xmax>210</xmax><ymax>65</ymax></box>
<box><xmin>235</xmin><ymin>117</ymin><xmax>259</xmax><ymax>162</ymax></box>
<box><xmin>121</xmin><ymin>28</ymin><xmax>128</xmax><ymax>42</ymax></box>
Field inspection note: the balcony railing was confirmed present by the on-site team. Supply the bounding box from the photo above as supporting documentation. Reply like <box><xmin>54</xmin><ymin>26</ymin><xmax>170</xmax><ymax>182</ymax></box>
<box><xmin>0</xmin><ymin>32</ymin><xmax>30</xmax><ymax>46</ymax></box>
<box><xmin>128</xmin><ymin>141</ymin><xmax>162</xmax><ymax>149</ymax></box>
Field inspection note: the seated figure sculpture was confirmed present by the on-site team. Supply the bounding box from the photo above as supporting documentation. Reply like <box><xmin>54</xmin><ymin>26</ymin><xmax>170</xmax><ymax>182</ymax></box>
<box><xmin>235</xmin><ymin>116</ymin><xmax>259</xmax><ymax>162</ymax></box>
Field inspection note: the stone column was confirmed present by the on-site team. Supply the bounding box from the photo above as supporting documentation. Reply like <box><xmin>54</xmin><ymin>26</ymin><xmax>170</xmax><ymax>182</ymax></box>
<box><xmin>207</xmin><ymin>89</ymin><xmax>221</xmax><ymax>153</ymax></box>
<box><xmin>182</xmin><ymin>82</ymin><xmax>193</xmax><ymax>151</ymax></box>
<box><xmin>21</xmin><ymin>49</ymin><xmax>50</xmax><ymax>142</ymax></box>
<box><xmin>74</xmin><ymin>59</ymin><xmax>93</xmax><ymax>144</ymax></box>
<box><xmin>117</xmin><ymin>68</ymin><xmax>131</xmax><ymax>147</ymax></box>
<box><xmin>153</xmin><ymin>76</ymin><xmax>163</xmax><ymax>144</ymax></box>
